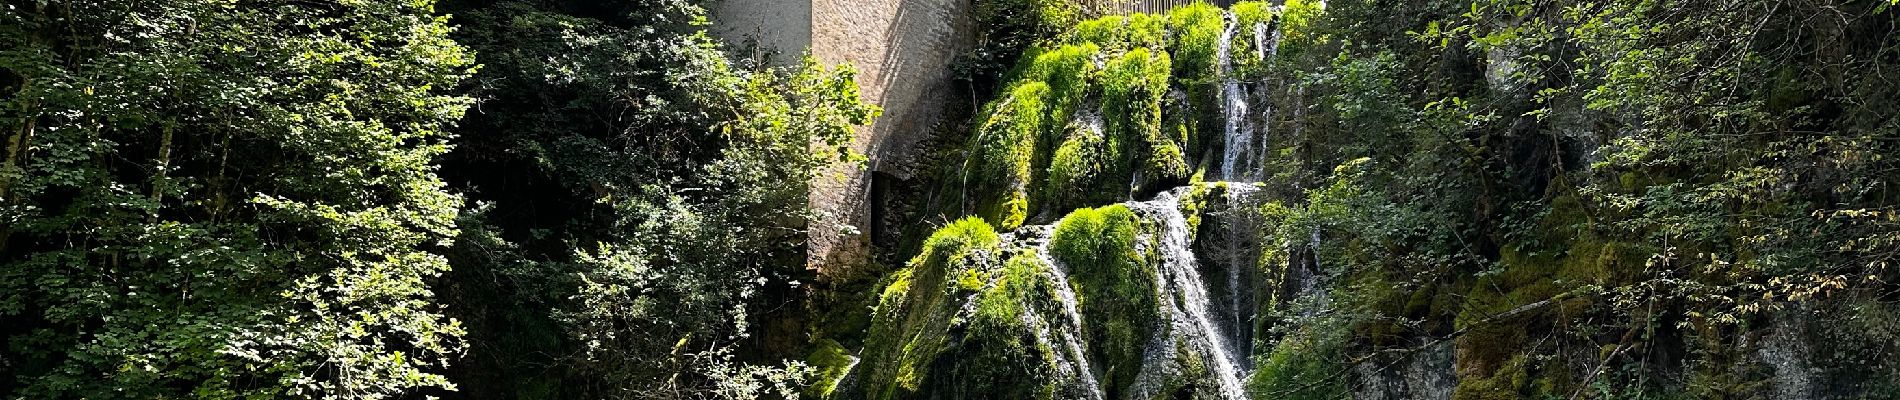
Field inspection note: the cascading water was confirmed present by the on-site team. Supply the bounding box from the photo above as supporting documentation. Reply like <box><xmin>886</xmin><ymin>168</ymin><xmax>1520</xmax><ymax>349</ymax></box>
<box><xmin>1221</xmin><ymin>184</ymin><xmax>1262</xmax><ymax>360</ymax></box>
<box><xmin>1126</xmin><ymin>189</ymin><xmax>1249</xmax><ymax>400</ymax></box>
<box><xmin>1218</xmin><ymin>14</ymin><xmax>1285</xmax><ymax>183</ymax></box>
<box><xmin>1008</xmin><ymin>226</ymin><xmax>1107</xmax><ymax>400</ymax></box>
<box><xmin>1217</xmin><ymin>13</ymin><xmax>1254</xmax><ymax>182</ymax></box>
<box><xmin>861</xmin><ymin>7</ymin><xmax>1320</xmax><ymax>399</ymax></box>
<box><xmin>1252</xmin><ymin>24</ymin><xmax>1281</xmax><ymax>182</ymax></box>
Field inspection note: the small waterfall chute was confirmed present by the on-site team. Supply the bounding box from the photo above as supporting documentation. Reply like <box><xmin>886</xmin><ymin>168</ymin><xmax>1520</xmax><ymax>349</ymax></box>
<box><xmin>1125</xmin><ymin>188</ymin><xmax>1249</xmax><ymax>400</ymax></box>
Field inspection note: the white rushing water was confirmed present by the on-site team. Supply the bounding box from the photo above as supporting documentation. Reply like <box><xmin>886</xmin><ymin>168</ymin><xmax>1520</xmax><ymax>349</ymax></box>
<box><xmin>1223</xmin><ymin>184</ymin><xmax>1261</xmax><ymax>359</ymax></box>
<box><xmin>1217</xmin><ymin>13</ymin><xmax>1284</xmax><ymax>183</ymax></box>
<box><xmin>1217</xmin><ymin>12</ymin><xmax>1254</xmax><ymax>183</ymax></box>
<box><xmin>1012</xmin><ymin>225</ymin><xmax>1108</xmax><ymax>400</ymax></box>
<box><xmin>1127</xmin><ymin>189</ymin><xmax>1249</xmax><ymax>400</ymax></box>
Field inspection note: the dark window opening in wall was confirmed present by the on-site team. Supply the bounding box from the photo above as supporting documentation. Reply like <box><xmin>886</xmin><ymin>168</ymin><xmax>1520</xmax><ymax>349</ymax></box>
<box><xmin>869</xmin><ymin>171</ymin><xmax>896</xmax><ymax>250</ymax></box>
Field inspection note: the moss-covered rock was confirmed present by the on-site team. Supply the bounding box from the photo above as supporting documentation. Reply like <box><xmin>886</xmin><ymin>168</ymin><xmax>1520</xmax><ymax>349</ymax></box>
<box><xmin>849</xmin><ymin>219</ymin><xmax>1099</xmax><ymax>399</ymax></box>
<box><xmin>1228</xmin><ymin>1</ymin><xmax>1277</xmax><ymax>80</ymax></box>
<box><xmin>1167</xmin><ymin>2</ymin><xmax>1225</xmax><ymax>159</ymax></box>
<box><xmin>1103</xmin><ymin>47</ymin><xmax>1187</xmax><ymax>192</ymax></box>
<box><xmin>1045</xmin><ymin>117</ymin><xmax>1112</xmax><ymax>212</ymax></box>
<box><xmin>1451</xmin><ymin>354</ymin><xmax>1531</xmax><ymax>400</ymax></box>
<box><xmin>1050</xmin><ymin>205</ymin><xmax>1159</xmax><ymax>397</ymax></box>
<box><xmin>1017</xmin><ymin>44</ymin><xmax>1101</xmax><ymax>133</ymax></box>
<box><xmin>806</xmin><ymin>339</ymin><xmax>856</xmax><ymax>398</ymax></box>
<box><xmin>854</xmin><ymin>218</ymin><xmax>1001</xmax><ymax>399</ymax></box>
<box><xmin>951</xmin><ymin>252</ymin><xmax>1066</xmax><ymax>399</ymax></box>
<box><xmin>969</xmin><ymin>83</ymin><xmax>1050</xmax><ymax>229</ymax></box>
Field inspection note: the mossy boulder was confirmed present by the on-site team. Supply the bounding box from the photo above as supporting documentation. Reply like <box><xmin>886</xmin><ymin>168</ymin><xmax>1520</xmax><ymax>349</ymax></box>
<box><xmin>850</xmin><ymin>219</ymin><xmax>1093</xmax><ymax>399</ymax></box>
<box><xmin>1050</xmin><ymin>205</ymin><xmax>1159</xmax><ymax>396</ymax></box>
<box><xmin>1045</xmin><ymin>117</ymin><xmax>1114</xmax><ymax>212</ymax></box>
<box><xmin>946</xmin><ymin>251</ymin><xmax>1104</xmax><ymax>399</ymax></box>
<box><xmin>1103</xmin><ymin>47</ymin><xmax>1187</xmax><ymax>192</ymax></box>
<box><xmin>969</xmin><ymin>83</ymin><xmax>1049</xmax><ymax>230</ymax></box>
<box><xmin>806</xmin><ymin>339</ymin><xmax>856</xmax><ymax>398</ymax></box>
<box><xmin>854</xmin><ymin>218</ymin><xmax>1001</xmax><ymax>398</ymax></box>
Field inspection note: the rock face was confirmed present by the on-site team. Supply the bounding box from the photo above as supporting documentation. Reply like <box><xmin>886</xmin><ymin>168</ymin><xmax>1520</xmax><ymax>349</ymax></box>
<box><xmin>838</xmin><ymin>187</ymin><xmax>1272</xmax><ymax>400</ymax></box>
<box><xmin>713</xmin><ymin>0</ymin><xmax>977</xmax><ymax>273</ymax></box>
<box><xmin>742</xmin><ymin>1</ymin><xmax>1900</xmax><ymax>399</ymax></box>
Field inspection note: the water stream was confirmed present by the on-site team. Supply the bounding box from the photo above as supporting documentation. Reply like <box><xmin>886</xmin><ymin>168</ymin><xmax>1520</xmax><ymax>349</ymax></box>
<box><xmin>1218</xmin><ymin>13</ymin><xmax>1284</xmax><ymax>183</ymax></box>
<box><xmin>1010</xmin><ymin>225</ymin><xmax>1108</xmax><ymax>400</ymax></box>
<box><xmin>1217</xmin><ymin>12</ymin><xmax>1254</xmax><ymax>182</ymax></box>
<box><xmin>1126</xmin><ymin>189</ymin><xmax>1249</xmax><ymax>400</ymax></box>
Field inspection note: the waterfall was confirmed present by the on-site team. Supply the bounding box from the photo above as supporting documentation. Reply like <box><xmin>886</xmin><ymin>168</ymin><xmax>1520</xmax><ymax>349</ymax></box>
<box><xmin>1252</xmin><ymin>24</ymin><xmax>1281</xmax><ymax>182</ymax></box>
<box><xmin>1012</xmin><ymin>225</ymin><xmax>1109</xmax><ymax>400</ymax></box>
<box><xmin>1218</xmin><ymin>14</ymin><xmax>1284</xmax><ymax>183</ymax></box>
<box><xmin>1216</xmin><ymin>13</ymin><xmax>1254</xmax><ymax>182</ymax></box>
<box><xmin>1222</xmin><ymin>184</ymin><xmax>1261</xmax><ymax>361</ymax></box>
<box><xmin>1126</xmin><ymin>188</ymin><xmax>1249</xmax><ymax>400</ymax></box>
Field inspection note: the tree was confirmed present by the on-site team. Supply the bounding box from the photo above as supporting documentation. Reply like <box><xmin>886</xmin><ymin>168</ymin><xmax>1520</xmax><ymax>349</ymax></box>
<box><xmin>434</xmin><ymin>1</ymin><xmax>877</xmax><ymax>398</ymax></box>
<box><xmin>0</xmin><ymin>0</ymin><xmax>472</xmax><ymax>397</ymax></box>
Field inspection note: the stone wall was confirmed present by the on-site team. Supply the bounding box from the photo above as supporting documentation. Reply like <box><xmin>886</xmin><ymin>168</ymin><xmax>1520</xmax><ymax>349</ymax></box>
<box><xmin>713</xmin><ymin>0</ymin><xmax>974</xmax><ymax>273</ymax></box>
<box><xmin>710</xmin><ymin>0</ymin><xmax>812</xmax><ymax>63</ymax></box>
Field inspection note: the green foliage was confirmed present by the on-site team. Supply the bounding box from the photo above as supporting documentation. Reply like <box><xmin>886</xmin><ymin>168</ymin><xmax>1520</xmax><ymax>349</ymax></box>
<box><xmin>969</xmin><ymin>82</ymin><xmax>1050</xmax><ymax>230</ymax></box>
<box><xmin>0</xmin><ymin>0</ymin><xmax>471</xmax><ymax>396</ymax></box>
<box><xmin>1050</xmin><ymin>205</ymin><xmax>1156</xmax><ymax>396</ymax></box>
<box><xmin>1247</xmin><ymin>317</ymin><xmax>1351</xmax><ymax>400</ymax></box>
<box><xmin>1103</xmin><ymin>48</ymin><xmax>1187</xmax><ymax>190</ymax></box>
<box><xmin>856</xmin><ymin>217</ymin><xmax>1001</xmax><ymax>399</ymax></box>
<box><xmin>1278</xmin><ymin>0</ymin><xmax>1325</xmax><ymax>44</ymax></box>
<box><xmin>429</xmin><ymin>1</ymin><xmax>876</xmax><ymax>398</ymax></box>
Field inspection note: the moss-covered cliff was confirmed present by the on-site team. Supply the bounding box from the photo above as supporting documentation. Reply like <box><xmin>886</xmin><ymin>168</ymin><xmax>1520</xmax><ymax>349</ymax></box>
<box><xmin>837</xmin><ymin>0</ymin><xmax>1900</xmax><ymax>399</ymax></box>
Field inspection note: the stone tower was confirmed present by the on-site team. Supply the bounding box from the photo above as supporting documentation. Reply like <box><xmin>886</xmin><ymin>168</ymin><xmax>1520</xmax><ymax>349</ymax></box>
<box><xmin>712</xmin><ymin>0</ymin><xmax>974</xmax><ymax>273</ymax></box>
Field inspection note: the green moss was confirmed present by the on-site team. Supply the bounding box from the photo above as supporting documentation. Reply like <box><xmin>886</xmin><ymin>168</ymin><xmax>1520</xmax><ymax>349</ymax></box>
<box><xmin>1102</xmin><ymin>47</ymin><xmax>1186</xmax><ymax>189</ymax></box>
<box><xmin>956</xmin><ymin>252</ymin><xmax>1062</xmax><ymax>399</ymax></box>
<box><xmin>1166</xmin><ymin>2</ymin><xmax>1223</xmax><ymax>85</ymax></box>
<box><xmin>1045</xmin><ymin>119</ymin><xmax>1110</xmax><ymax>212</ymax></box>
<box><xmin>1451</xmin><ymin>354</ymin><xmax>1530</xmax><ymax>400</ymax></box>
<box><xmin>1166</xmin><ymin>2</ymin><xmax>1224</xmax><ymax>160</ymax></box>
<box><xmin>1069</xmin><ymin>13</ymin><xmax>1168</xmax><ymax>53</ymax></box>
<box><xmin>805</xmin><ymin>339</ymin><xmax>856</xmax><ymax>398</ymax></box>
<box><xmin>970</xmin><ymin>83</ymin><xmax>1050</xmax><ymax>229</ymax></box>
<box><xmin>1018</xmin><ymin>44</ymin><xmax>1101</xmax><ymax>135</ymax></box>
<box><xmin>1228</xmin><ymin>1</ymin><xmax>1276</xmax><ymax>79</ymax></box>
<box><xmin>1178</xmin><ymin>181</ymin><xmax>1228</xmax><ymax>235</ymax></box>
<box><xmin>856</xmin><ymin>218</ymin><xmax>1001</xmax><ymax>399</ymax></box>
<box><xmin>1071</xmin><ymin>16</ymin><xmax>1128</xmax><ymax>50</ymax></box>
<box><xmin>1050</xmin><ymin>205</ymin><xmax>1157</xmax><ymax>395</ymax></box>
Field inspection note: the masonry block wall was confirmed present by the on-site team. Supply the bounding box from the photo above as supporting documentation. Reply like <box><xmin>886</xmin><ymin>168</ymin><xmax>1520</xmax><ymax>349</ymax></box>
<box><xmin>714</xmin><ymin>0</ymin><xmax>974</xmax><ymax>273</ymax></box>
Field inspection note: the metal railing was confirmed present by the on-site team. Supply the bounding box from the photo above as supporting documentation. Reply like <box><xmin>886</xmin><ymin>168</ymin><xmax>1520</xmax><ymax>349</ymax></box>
<box><xmin>1083</xmin><ymin>0</ymin><xmax>1232</xmax><ymax>15</ymax></box>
